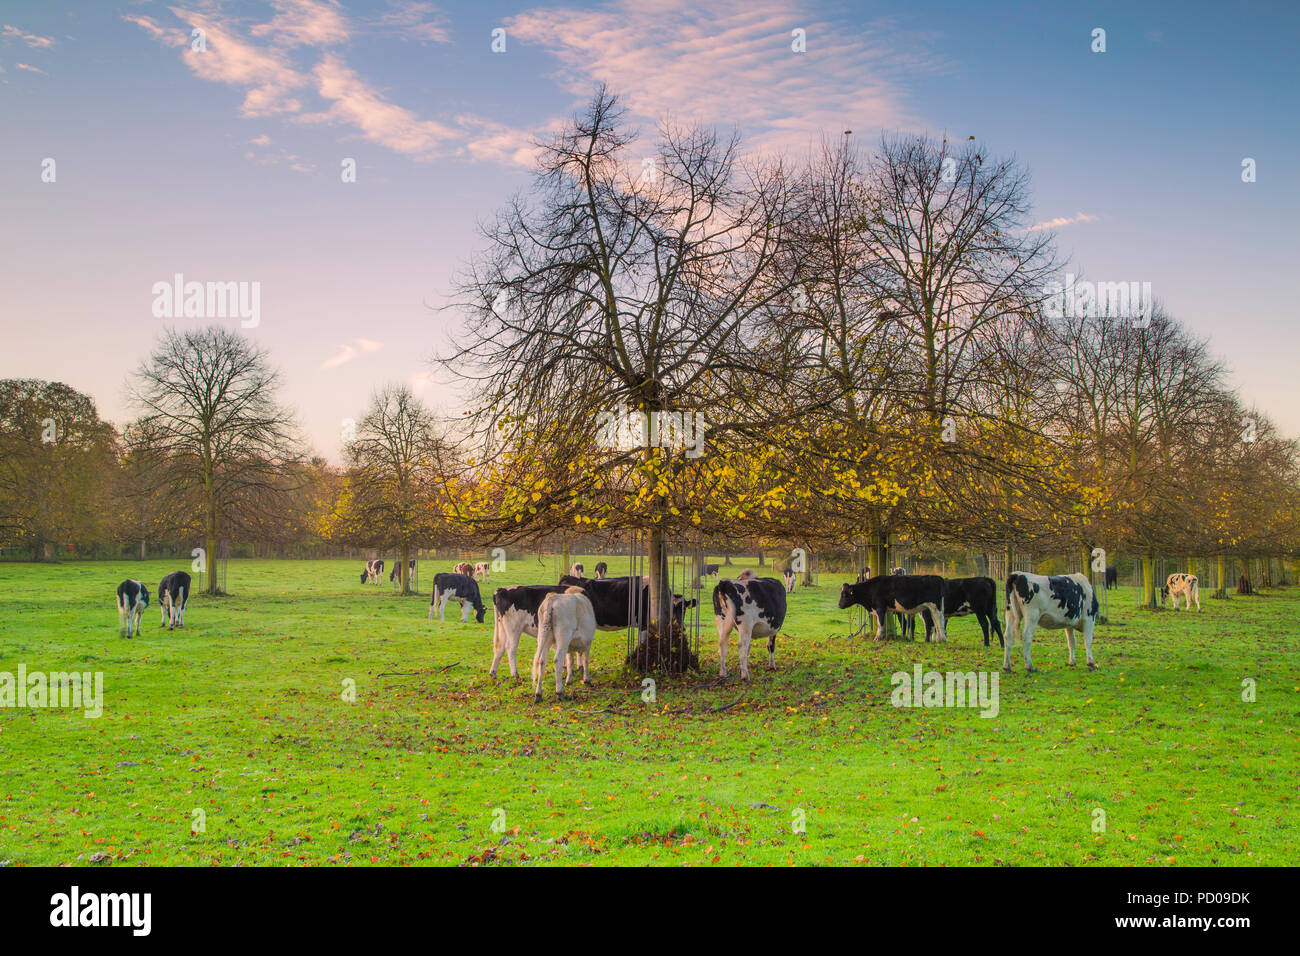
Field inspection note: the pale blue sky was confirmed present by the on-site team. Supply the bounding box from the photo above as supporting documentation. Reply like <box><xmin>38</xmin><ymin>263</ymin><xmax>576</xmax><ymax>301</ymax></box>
<box><xmin>2</xmin><ymin>0</ymin><xmax>1296</xmax><ymax>458</ymax></box>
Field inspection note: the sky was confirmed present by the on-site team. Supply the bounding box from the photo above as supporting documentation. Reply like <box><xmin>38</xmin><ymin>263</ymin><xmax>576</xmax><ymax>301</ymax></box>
<box><xmin>2</xmin><ymin>0</ymin><xmax>1297</xmax><ymax>459</ymax></box>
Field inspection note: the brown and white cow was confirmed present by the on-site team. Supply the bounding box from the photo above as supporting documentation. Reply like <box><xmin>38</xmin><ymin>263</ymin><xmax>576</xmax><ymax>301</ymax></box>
<box><xmin>1162</xmin><ymin>572</ymin><xmax>1201</xmax><ymax>611</ymax></box>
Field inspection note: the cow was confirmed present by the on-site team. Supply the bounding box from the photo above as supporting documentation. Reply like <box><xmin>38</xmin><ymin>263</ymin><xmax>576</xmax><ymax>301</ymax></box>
<box><xmin>557</xmin><ymin>574</ymin><xmax>697</xmax><ymax>633</ymax></box>
<box><xmin>158</xmin><ymin>571</ymin><xmax>191</xmax><ymax>630</ymax></box>
<box><xmin>703</xmin><ymin>564</ymin><xmax>720</xmax><ymax>578</ymax></box>
<box><xmin>428</xmin><ymin>572</ymin><xmax>486</xmax><ymax>623</ymax></box>
<box><xmin>493</xmin><ymin>583</ymin><xmax>589</xmax><ymax>679</ymax></box>
<box><xmin>569</xmin><ymin>562</ymin><xmax>584</xmax><ymax>578</ymax></box>
<box><xmin>714</xmin><ymin>574</ymin><xmax>787</xmax><ymax>681</ymax></box>
<box><xmin>1004</xmin><ymin>571</ymin><xmax>1098</xmax><ymax>672</ymax></box>
<box><xmin>838</xmin><ymin>575</ymin><xmax>948</xmax><ymax>643</ymax></box>
<box><xmin>453</xmin><ymin>562</ymin><xmax>474</xmax><ymax>577</ymax></box>
<box><xmin>593</xmin><ymin>561</ymin><xmax>608</xmax><ymax>579</ymax></box>
<box><xmin>908</xmin><ymin>577</ymin><xmax>1004</xmax><ymax>646</ymax></box>
<box><xmin>473</xmin><ymin>561</ymin><xmax>490</xmax><ymax>581</ymax></box>
<box><xmin>116</xmin><ymin>580</ymin><xmax>149</xmax><ymax>638</ymax></box>
<box><xmin>782</xmin><ymin>569</ymin><xmax>796</xmax><ymax>593</ymax></box>
<box><xmin>360</xmin><ymin>559</ymin><xmax>384</xmax><ymax>584</ymax></box>
<box><xmin>1163</xmin><ymin>572</ymin><xmax>1201</xmax><ymax>611</ymax></box>
<box><xmin>1105</xmin><ymin>566</ymin><xmax>1118</xmax><ymax>590</ymax></box>
<box><xmin>389</xmin><ymin>559</ymin><xmax>416</xmax><ymax>582</ymax></box>
<box><xmin>532</xmin><ymin>588</ymin><xmax>598</xmax><ymax>702</ymax></box>
<box><xmin>891</xmin><ymin>567</ymin><xmax>906</xmax><ymax>575</ymax></box>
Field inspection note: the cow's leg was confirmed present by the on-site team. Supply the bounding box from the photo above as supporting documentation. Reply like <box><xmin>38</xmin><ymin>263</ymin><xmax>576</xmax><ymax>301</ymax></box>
<box><xmin>1065</xmin><ymin>627</ymin><xmax>1077</xmax><ymax>666</ymax></box>
<box><xmin>1193</xmin><ymin>585</ymin><xmax>1201</xmax><ymax>612</ymax></box>
<box><xmin>1002</xmin><ymin>609</ymin><xmax>1016</xmax><ymax>671</ymax></box>
<box><xmin>991</xmin><ymin>612</ymin><xmax>1005</xmax><ymax>648</ymax></box>
<box><xmin>716</xmin><ymin>618</ymin><xmax>730</xmax><ymax>678</ymax></box>
<box><xmin>553</xmin><ymin>635</ymin><xmax>567</xmax><ymax>700</ymax></box>
<box><xmin>460</xmin><ymin>600</ymin><xmax>472</xmax><ymax>623</ymax></box>
<box><xmin>976</xmin><ymin>612</ymin><xmax>990</xmax><ymax>647</ymax></box>
<box><xmin>1021</xmin><ymin>615</ymin><xmax>1038</xmax><ymax>672</ymax></box>
<box><xmin>767</xmin><ymin>631</ymin><xmax>777</xmax><ymax>671</ymax></box>
<box><xmin>737</xmin><ymin>623</ymin><xmax>754</xmax><ymax>682</ymax></box>
<box><xmin>531</xmin><ymin>634</ymin><xmax>549</xmax><ymax>703</ymax></box>
<box><xmin>427</xmin><ymin>591</ymin><xmax>437</xmax><ymax>621</ymax></box>
<box><xmin>875</xmin><ymin>605</ymin><xmax>888</xmax><ymax>642</ymax></box>
<box><xmin>1083</xmin><ymin>619</ymin><xmax>1096</xmax><ymax>670</ymax></box>
<box><xmin>506</xmin><ymin>625</ymin><xmax>524</xmax><ymax>679</ymax></box>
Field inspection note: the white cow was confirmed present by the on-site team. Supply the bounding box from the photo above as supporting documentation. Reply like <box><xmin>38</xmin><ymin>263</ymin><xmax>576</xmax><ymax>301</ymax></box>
<box><xmin>1163</xmin><ymin>572</ymin><xmax>1201</xmax><ymax>611</ymax></box>
<box><xmin>1004</xmin><ymin>572</ymin><xmax>1098</xmax><ymax>672</ymax></box>
<box><xmin>532</xmin><ymin>587</ymin><xmax>597</xmax><ymax>702</ymax></box>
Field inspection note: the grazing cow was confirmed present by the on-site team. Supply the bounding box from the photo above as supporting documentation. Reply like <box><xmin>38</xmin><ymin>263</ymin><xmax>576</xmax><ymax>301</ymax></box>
<box><xmin>453</xmin><ymin>562</ymin><xmax>474</xmax><ymax>577</ymax></box>
<box><xmin>569</xmin><ymin>562</ymin><xmax>584</xmax><ymax>578</ymax></box>
<box><xmin>491</xmin><ymin>584</ymin><xmax>568</xmax><ymax>678</ymax></box>
<box><xmin>782</xmin><ymin>569</ymin><xmax>796</xmax><ymax>593</ymax></box>
<box><xmin>714</xmin><ymin>575</ymin><xmax>787</xmax><ymax>681</ymax></box>
<box><xmin>593</xmin><ymin>561</ymin><xmax>608</xmax><ymax>579</ymax></box>
<box><xmin>909</xmin><ymin>577</ymin><xmax>1004</xmax><ymax>647</ymax></box>
<box><xmin>1163</xmin><ymin>572</ymin><xmax>1201</xmax><ymax>611</ymax></box>
<box><xmin>838</xmin><ymin>575</ymin><xmax>948</xmax><ymax>643</ymax></box>
<box><xmin>1105</xmin><ymin>566</ymin><xmax>1118</xmax><ymax>590</ymax></box>
<box><xmin>116</xmin><ymin>580</ymin><xmax>149</xmax><ymax>638</ymax></box>
<box><xmin>428</xmin><ymin>572</ymin><xmax>486</xmax><ymax>623</ymax></box>
<box><xmin>473</xmin><ymin>561</ymin><xmax>490</xmax><ymax>582</ymax></box>
<box><xmin>157</xmin><ymin>571</ymin><xmax>191</xmax><ymax>630</ymax></box>
<box><xmin>389</xmin><ymin>559</ymin><xmax>416</xmax><ymax>582</ymax></box>
<box><xmin>1004</xmin><ymin>572</ymin><xmax>1098</xmax><ymax>672</ymax></box>
<box><xmin>360</xmin><ymin>559</ymin><xmax>385</xmax><ymax>584</ymax></box>
<box><xmin>532</xmin><ymin>587</ymin><xmax>598</xmax><ymax>702</ymax></box>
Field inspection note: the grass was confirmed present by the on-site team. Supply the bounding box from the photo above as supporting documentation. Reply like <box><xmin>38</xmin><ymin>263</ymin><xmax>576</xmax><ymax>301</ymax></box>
<box><xmin>0</xmin><ymin>555</ymin><xmax>1295</xmax><ymax>866</ymax></box>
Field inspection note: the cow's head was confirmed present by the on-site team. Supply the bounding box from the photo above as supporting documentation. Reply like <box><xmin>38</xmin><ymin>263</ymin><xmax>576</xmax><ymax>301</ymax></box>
<box><xmin>360</xmin><ymin>568</ymin><xmax>369</xmax><ymax>583</ymax></box>
<box><xmin>140</xmin><ymin>585</ymin><xmax>150</xmax><ymax>608</ymax></box>
<box><xmin>474</xmin><ymin>602</ymin><xmax>486</xmax><ymax>623</ymax></box>
<box><xmin>671</xmin><ymin>595</ymin><xmax>699</xmax><ymax>624</ymax></box>
<box><xmin>838</xmin><ymin>582</ymin><xmax>864</xmax><ymax>610</ymax></box>
<box><xmin>1159</xmin><ymin>585</ymin><xmax>1170</xmax><ymax>604</ymax></box>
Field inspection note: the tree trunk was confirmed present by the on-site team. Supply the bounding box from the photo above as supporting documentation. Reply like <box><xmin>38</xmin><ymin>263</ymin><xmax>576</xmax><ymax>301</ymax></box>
<box><xmin>801</xmin><ymin>544</ymin><xmax>814</xmax><ymax>586</ymax></box>
<box><xmin>1215</xmin><ymin>554</ymin><xmax>1228</xmax><ymax>598</ymax></box>
<box><xmin>1141</xmin><ymin>554</ymin><xmax>1156</xmax><ymax>608</ymax></box>
<box><xmin>400</xmin><ymin>540</ymin><xmax>411</xmax><ymax>595</ymax></box>
<box><xmin>648</xmin><ymin>527</ymin><xmax>671</xmax><ymax>638</ymax></box>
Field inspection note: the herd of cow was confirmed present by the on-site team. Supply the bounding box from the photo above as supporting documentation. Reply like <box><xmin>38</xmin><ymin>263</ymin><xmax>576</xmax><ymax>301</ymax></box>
<box><xmin>108</xmin><ymin>557</ymin><xmax>1207</xmax><ymax>702</ymax></box>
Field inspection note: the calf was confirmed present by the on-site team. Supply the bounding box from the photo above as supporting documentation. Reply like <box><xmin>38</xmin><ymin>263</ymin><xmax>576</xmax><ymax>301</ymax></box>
<box><xmin>1004</xmin><ymin>572</ymin><xmax>1098</xmax><ymax>672</ymax></box>
<box><xmin>116</xmin><ymin>580</ymin><xmax>149</xmax><ymax>638</ymax></box>
<box><xmin>593</xmin><ymin>561</ymin><xmax>608</xmax><ymax>579</ymax></box>
<box><xmin>491</xmin><ymin>584</ymin><xmax>567</xmax><ymax>678</ymax></box>
<box><xmin>838</xmin><ymin>575</ymin><xmax>948</xmax><ymax>643</ymax></box>
<box><xmin>782</xmin><ymin>569</ymin><xmax>796</xmax><ymax>593</ymax></box>
<box><xmin>389</xmin><ymin>559</ymin><xmax>416</xmax><ymax>582</ymax></box>
<box><xmin>428</xmin><ymin>572</ymin><xmax>486</xmax><ymax>623</ymax></box>
<box><xmin>1105</xmin><ymin>566</ymin><xmax>1118</xmax><ymax>590</ymax></box>
<box><xmin>473</xmin><ymin>561</ymin><xmax>490</xmax><ymax>581</ymax></box>
<box><xmin>569</xmin><ymin>562</ymin><xmax>584</xmax><ymax>578</ymax></box>
<box><xmin>360</xmin><ymin>559</ymin><xmax>384</xmax><ymax>584</ymax></box>
<box><xmin>1163</xmin><ymin>572</ymin><xmax>1201</xmax><ymax>611</ymax></box>
<box><xmin>453</xmin><ymin>562</ymin><xmax>474</xmax><ymax>577</ymax></box>
<box><xmin>532</xmin><ymin>587</ymin><xmax>598</xmax><ymax>702</ymax></box>
<box><xmin>714</xmin><ymin>575</ymin><xmax>787</xmax><ymax>680</ymax></box>
<box><xmin>911</xmin><ymin>577</ymin><xmax>1004</xmax><ymax>646</ymax></box>
<box><xmin>158</xmin><ymin>571</ymin><xmax>191</xmax><ymax>630</ymax></box>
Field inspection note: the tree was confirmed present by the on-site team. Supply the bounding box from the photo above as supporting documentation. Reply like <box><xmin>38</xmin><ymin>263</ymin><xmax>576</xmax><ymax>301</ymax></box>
<box><xmin>129</xmin><ymin>326</ymin><xmax>301</xmax><ymax>593</ymax></box>
<box><xmin>323</xmin><ymin>385</ymin><xmax>461</xmax><ymax>594</ymax></box>
<box><xmin>443</xmin><ymin>87</ymin><xmax>810</xmax><ymax>646</ymax></box>
<box><xmin>0</xmin><ymin>379</ymin><xmax>117</xmax><ymax>559</ymax></box>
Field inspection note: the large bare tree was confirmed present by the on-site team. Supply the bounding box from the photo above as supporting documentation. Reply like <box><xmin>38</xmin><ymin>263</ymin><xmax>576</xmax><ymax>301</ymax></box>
<box><xmin>129</xmin><ymin>326</ymin><xmax>301</xmax><ymax>593</ymax></box>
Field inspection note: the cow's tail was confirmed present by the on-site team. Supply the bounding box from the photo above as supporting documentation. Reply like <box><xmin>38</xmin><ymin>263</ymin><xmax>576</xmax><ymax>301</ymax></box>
<box><xmin>538</xmin><ymin>596</ymin><xmax>555</xmax><ymax>655</ymax></box>
<box><xmin>713</xmin><ymin>585</ymin><xmax>737</xmax><ymax>636</ymax></box>
<box><xmin>491</xmin><ymin>593</ymin><xmax>503</xmax><ymax>649</ymax></box>
<box><xmin>428</xmin><ymin>584</ymin><xmax>440</xmax><ymax>621</ymax></box>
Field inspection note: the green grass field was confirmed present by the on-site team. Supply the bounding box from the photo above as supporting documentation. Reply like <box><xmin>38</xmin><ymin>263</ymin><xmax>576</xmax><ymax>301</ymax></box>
<box><xmin>1</xmin><ymin>557</ymin><xmax>1295</xmax><ymax>866</ymax></box>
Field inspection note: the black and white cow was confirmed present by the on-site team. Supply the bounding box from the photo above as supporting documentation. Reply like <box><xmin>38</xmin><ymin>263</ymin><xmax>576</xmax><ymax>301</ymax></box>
<box><xmin>389</xmin><ymin>559</ymin><xmax>416</xmax><ymax>582</ymax></box>
<box><xmin>593</xmin><ymin>561</ymin><xmax>608</xmax><ymax>579</ymax></box>
<box><xmin>569</xmin><ymin>562</ymin><xmax>584</xmax><ymax>578</ymax></box>
<box><xmin>491</xmin><ymin>584</ymin><xmax>568</xmax><ymax>679</ymax></box>
<box><xmin>908</xmin><ymin>577</ymin><xmax>1004</xmax><ymax>646</ymax></box>
<box><xmin>1105</xmin><ymin>566</ymin><xmax>1118</xmax><ymax>590</ymax></box>
<box><xmin>891</xmin><ymin>567</ymin><xmax>906</xmax><ymax>575</ymax></box>
<box><xmin>713</xmin><ymin>574</ymin><xmax>787</xmax><ymax>681</ymax></box>
<box><xmin>360</xmin><ymin>559</ymin><xmax>385</xmax><ymax>584</ymax></box>
<box><xmin>703</xmin><ymin>564</ymin><xmax>720</xmax><ymax>578</ymax></box>
<box><xmin>1004</xmin><ymin>572</ymin><xmax>1098</xmax><ymax>672</ymax></box>
<box><xmin>838</xmin><ymin>575</ymin><xmax>947</xmax><ymax>643</ymax></box>
<box><xmin>1163</xmin><ymin>572</ymin><xmax>1201</xmax><ymax>611</ymax></box>
<box><xmin>428</xmin><ymin>572</ymin><xmax>486</xmax><ymax>623</ymax></box>
<box><xmin>557</xmin><ymin>574</ymin><xmax>697</xmax><ymax>633</ymax></box>
<box><xmin>116</xmin><ymin>580</ymin><xmax>150</xmax><ymax>638</ymax></box>
<box><xmin>158</xmin><ymin>571</ymin><xmax>191</xmax><ymax>630</ymax></box>
<box><xmin>473</xmin><ymin>561</ymin><xmax>491</xmax><ymax>581</ymax></box>
<box><xmin>782</xmin><ymin>569</ymin><xmax>796</xmax><ymax>593</ymax></box>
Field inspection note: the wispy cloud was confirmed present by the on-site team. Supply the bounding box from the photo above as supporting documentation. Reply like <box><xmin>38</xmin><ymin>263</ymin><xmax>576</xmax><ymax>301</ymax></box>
<box><xmin>2</xmin><ymin>24</ymin><xmax>56</xmax><ymax>49</ymax></box>
<box><xmin>1027</xmin><ymin>211</ymin><xmax>1100</xmax><ymax>233</ymax></box>
<box><xmin>15</xmin><ymin>62</ymin><xmax>47</xmax><ymax>75</ymax></box>
<box><xmin>322</xmin><ymin>338</ymin><xmax>384</xmax><ymax>370</ymax></box>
